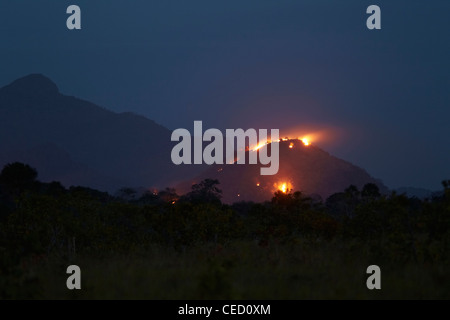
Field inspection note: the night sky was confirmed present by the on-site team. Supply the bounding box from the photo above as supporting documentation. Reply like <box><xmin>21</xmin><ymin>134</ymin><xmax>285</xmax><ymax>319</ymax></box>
<box><xmin>1</xmin><ymin>0</ymin><xmax>449</xmax><ymax>190</ymax></box>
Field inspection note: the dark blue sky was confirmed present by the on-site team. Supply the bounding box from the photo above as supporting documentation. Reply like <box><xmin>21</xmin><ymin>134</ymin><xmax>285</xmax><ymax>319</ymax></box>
<box><xmin>1</xmin><ymin>0</ymin><xmax>449</xmax><ymax>190</ymax></box>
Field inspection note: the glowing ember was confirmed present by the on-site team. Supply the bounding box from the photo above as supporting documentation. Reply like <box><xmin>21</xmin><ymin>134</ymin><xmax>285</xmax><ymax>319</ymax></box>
<box><xmin>256</xmin><ymin>183</ymin><xmax>260</xmax><ymax>187</ymax></box>
<box><xmin>300</xmin><ymin>138</ymin><xmax>310</xmax><ymax>146</ymax></box>
<box><xmin>274</xmin><ymin>181</ymin><xmax>292</xmax><ymax>193</ymax></box>
<box><xmin>253</xmin><ymin>142</ymin><xmax>266</xmax><ymax>151</ymax></box>
<box><xmin>289</xmin><ymin>142</ymin><xmax>294</xmax><ymax>149</ymax></box>
<box><xmin>252</xmin><ymin>139</ymin><xmax>271</xmax><ymax>151</ymax></box>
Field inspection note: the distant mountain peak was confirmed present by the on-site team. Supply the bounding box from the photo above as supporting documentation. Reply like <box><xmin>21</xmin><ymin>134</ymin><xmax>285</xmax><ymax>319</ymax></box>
<box><xmin>1</xmin><ymin>74</ymin><xmax>59</xmax><ymax>97</ymax></box>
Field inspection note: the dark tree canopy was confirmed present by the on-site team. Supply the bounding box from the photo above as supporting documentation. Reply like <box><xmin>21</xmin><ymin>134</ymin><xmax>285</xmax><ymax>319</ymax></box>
<box><xmin>0</xmin><ymin>162</ymin><xmax>38</xmax><ymax>193</ymax></box>
<box><xmin>158</xmin><ymin>187</ymin><xmax>179</xmax><ymax>203</ymax></box>
<box><xmin>361</xmin><ymin>183</ymin><xmax>381</xmax><ymax>199</ymax></box>
<box><xmin>187</xmin><ymin>179</ymin><xmax>222</xmax><ymax>204</ymax></box>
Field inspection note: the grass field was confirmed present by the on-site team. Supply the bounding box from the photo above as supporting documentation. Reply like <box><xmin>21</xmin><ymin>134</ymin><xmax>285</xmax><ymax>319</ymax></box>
<box><xmin>21</xmin><ymin>240</ymin><xmax>449</xmax><ymax>299</ymax></box>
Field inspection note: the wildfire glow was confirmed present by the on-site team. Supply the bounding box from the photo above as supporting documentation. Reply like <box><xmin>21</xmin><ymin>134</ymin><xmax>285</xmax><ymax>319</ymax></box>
<box><xmin>251</xmin><ymin>139</ymin><xmax>272</xmax><ymax>151</ymax></box>
<box><xmin>300</xmin><ymin>138</ymin><xmax>310</xmax><ymax>146</ymax></box>
<box><xmin>280</xmin><ymin>125</ymin><xmax>343</xmax><ymax>149</ymax></box>
<box><xmin>249</xmin><ymin>133</ymin><xmax>316</xmax><ymax>152</ymax></box>
<box><xmin>274</xmin><ymin>181</ymin><xmax>292</xmax><ymax>193</ymax></box>
<box><xmin>253</xmin><ymin>142</ymin><xmax>266</xmax><ymax>151</ymax></box>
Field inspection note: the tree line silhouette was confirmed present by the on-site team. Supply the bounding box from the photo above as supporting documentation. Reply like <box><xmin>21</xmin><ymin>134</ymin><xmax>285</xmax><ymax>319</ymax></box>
<box><xmin>1</xmin><ymin>162</ymin><xmax>449</xmax><ymax>298</ymax></box>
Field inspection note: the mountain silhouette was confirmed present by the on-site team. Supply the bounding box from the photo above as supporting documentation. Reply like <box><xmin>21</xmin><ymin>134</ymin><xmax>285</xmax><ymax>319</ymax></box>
<box><xmin>178</xmin><ymin>139</ymin><xmax>388</xmax><ymax>203</ymax></box>
<box><xmin>1</xmin><ymin>74</ymin><xmax>59</xmax><ymax>98</ymax></box>
<box><xmin>1</xmin><ymin>74</ymin><xmax>387</xmax><ymax>199</ymax></box>
<box><xmin>0</xmin><ymin>74</ymin><xmax>203</xmax><ymax>191</ymax></box>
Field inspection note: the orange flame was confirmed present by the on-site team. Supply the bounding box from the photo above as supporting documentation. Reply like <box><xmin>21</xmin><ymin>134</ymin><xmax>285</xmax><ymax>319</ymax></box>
<box><xmin>274</xmin><ymin>181</ymin><xmax>292</xmax><ymax>193</ymax></box>
<box><xmin>252</xmin><ymin>139</ymin><xmax>271</xmax><ymax>151</ymax></box>
<box><xmin>300</xmin><ymin>138</ymin><xmax>310</xmax><ymax>146</ymax></box>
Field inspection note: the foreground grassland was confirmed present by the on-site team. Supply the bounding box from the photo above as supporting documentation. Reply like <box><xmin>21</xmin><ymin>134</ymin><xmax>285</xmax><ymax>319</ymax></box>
<box><xmin>1</xmin><ymin>165</ymin><xmax>449</xmax><ymax>299</ymax></box>
<box><xmin>10</xmin><ymin>241</ymin><xmax>450</xmax><ymax>299</ymax></box>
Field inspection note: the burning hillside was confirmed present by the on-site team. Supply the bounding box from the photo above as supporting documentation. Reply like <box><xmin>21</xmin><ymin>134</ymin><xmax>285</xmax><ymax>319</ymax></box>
<box><xmin>177</xmin><ymin>139</ymin><xmax>387</xmax><ymax>204</ymax></box>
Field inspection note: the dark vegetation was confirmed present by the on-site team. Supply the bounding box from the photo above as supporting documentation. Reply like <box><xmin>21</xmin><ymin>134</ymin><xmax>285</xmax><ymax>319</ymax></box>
<box><xmin>1</xmin><ymin>162</ymin><xmax>449</xmax><ymax>299</ymax></box>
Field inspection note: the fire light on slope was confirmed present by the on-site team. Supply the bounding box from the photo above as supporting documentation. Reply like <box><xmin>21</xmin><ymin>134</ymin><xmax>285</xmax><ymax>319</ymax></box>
<box><xmin>274</xmin><ymin>181</ymin><xmax>293</xmax><ymax>193</ymax></box>
<box><xmin>253</xmin><ymin>142</ymin><xmax>266</xmax><ymax>151</ymax></box>
<box><xmin>281</xmin><ymin>126</ymin><xmax>343</xmax><ymax>149</ymax></box>
<box><xmin>250</xmin><ymin>133</ymin><xmax>317</xmax><ymax>152</ymax></box>
<box><xmin>252</xmin><ymin>139</ymin><xmax>272</xmax><ymax>151</ymax></box>
<box><xmin>300</xmin><ymin>138</ymin><xmax>310</xmax><ymax>146</ymax></box>
<box><xmin>246</xmin><ymin>131</ymin><xmax>321</xmax><ymax>155</ymax></box>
